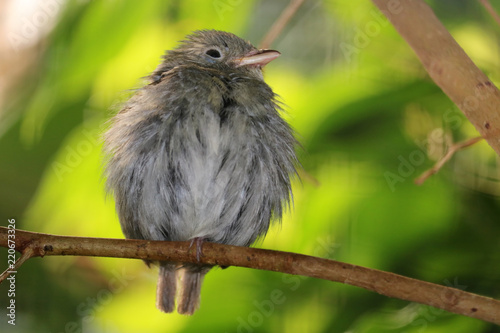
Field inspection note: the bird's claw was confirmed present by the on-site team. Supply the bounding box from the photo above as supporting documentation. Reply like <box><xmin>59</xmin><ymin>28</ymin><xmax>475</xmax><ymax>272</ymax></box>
<box><xmin>189</xmin><ymin>237</ymin><xmax>204</xmax><ymax>262</ymax></box>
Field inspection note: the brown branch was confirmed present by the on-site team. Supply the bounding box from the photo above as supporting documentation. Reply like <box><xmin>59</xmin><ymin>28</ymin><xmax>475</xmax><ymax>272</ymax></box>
<box><xmin>297</xmin><ymin>168</ymin><xmax>321</xmax><ymax>187</ymax></box>
<box><xmin>0</xmin><ymin>246</ymin><xmax>35</xmax><ymax>282</ymax></box>
<box><xmin>415</xmin><ymin>136</ymin><xmax>483</xmax><ymax>185</ymax></box>
<box><xmin>372</xmin><ymin>0</ymin><xmax>500</xmax><ymax>157</ymax></box>
<box><xmin>0</xmin><ymin>227</ymin><xmax>499</xmax><ymax>324</ymax></box>
<box><xmin>259</xmin><ymin>0</ymin><xmax>306</xmax><ymax>49</ymax></box>
<box><xmin>479</xmin><ymin>0</ymin><xmax>500</xmax><ymax>27</ymax></box>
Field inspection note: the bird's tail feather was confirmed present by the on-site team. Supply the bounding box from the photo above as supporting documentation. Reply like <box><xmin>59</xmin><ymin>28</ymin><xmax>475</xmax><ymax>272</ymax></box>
<box><xmin>156</xmin><ymin>263</ymin><xmax>212</xmax><ymax>315</ymax></box>
<box><xmin>177</xmin><ymin>265</ymin><xmax>211</xmax><ymax>315</ymax></box>
<box><xmin>156</xmin><ymin>262</ymin><xmax>177</xmax><ymax>313</ymax></box>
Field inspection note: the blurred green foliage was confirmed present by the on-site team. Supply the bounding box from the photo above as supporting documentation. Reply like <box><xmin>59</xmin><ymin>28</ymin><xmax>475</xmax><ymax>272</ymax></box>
<box><xmin>1</xmin><ymin>0</ymin><xmax>500</xmax><ymax>332</ymax></box>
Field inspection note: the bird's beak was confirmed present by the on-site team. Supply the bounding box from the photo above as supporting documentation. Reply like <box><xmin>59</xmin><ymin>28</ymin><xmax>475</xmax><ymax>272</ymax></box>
<box><xmin>235</xmin><ymin>49</ymin><xmax>281</xmax><ymax>68</ymax></box>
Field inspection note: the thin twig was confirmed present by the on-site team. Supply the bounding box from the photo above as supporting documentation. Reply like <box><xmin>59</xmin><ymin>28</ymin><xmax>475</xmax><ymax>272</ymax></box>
<box><xmin>0</xmin><ymin>227</ymin><xmax>499</xmax><ymax>324</ymax></box>
<box><xmin>0</xmin><ymin>246</ymin><xmax>35</xmax><ymax>283</ymax></box>
<box><xmin>297</xmin><ymin>168</ymin><xmax>321</xmax><ymax>187</ymax></box>
<box><xmin>415</xmin><ymin>136</ymin><xmax>483</xmax><ymax>185</ymax></box>
<box><xmin>259</xmin><ymin>0</ymin><xmax>306</xmax><ymax>49</ymax></box>
<box><xmin>479</xmin><ymin>0</ymin><xmax>500</xmax><ymax>27</ymax></box>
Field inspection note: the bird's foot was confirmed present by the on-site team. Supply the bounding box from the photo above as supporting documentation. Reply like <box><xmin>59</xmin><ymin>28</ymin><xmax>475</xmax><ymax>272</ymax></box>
<box><xmin>189</xmin><ymin>237</ymin><xmax>205</xmax><ymax>262</ymax></box>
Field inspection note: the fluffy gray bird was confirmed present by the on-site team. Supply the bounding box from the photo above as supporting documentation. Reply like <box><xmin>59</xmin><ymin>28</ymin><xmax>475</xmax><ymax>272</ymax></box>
<box><xmin>103</xmin><ymin>30</ymin><xmax>298</xmax><ymax>315</ymax></box>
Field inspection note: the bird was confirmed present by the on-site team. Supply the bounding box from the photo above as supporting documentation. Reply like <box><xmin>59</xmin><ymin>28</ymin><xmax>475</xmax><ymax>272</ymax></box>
<box><xmin>103</xmin><ymin>30</ymin><xmax>298</xmax><ymax>315</ymax></box>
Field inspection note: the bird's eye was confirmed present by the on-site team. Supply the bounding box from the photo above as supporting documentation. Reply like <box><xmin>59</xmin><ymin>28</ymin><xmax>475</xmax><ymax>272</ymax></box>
<box><xmin>205</xmin><ymin>49</ymin><xmax>222</xmax><ymax>58</ymax></box>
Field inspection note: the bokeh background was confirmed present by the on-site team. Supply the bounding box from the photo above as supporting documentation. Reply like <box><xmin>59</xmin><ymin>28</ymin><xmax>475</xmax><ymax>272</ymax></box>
<box><xmin>1</xmin><ymin>0</ymin><xmax>500</xmax><ymax>332</ymax></box>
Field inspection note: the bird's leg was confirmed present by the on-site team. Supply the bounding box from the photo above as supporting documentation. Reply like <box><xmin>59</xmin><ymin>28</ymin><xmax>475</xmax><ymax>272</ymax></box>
<box><xmin>189</xmin><ymin>237</ymin><xmax>205</xmax><ymax>262</ymax></box>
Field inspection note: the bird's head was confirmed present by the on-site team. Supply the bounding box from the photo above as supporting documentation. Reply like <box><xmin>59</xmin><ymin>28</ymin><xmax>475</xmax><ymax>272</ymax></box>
<box><xmin>158</xmin><ymin>30</ymin><xmax>280</xmax><ymax>80</ymax></box>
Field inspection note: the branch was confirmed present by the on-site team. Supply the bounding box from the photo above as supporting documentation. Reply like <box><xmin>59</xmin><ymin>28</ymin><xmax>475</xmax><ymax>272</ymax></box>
<box><xmin>259</xmin><ymin>0</ymin><xmax>306</xmax><ymax>49</ymax></box>
<box><xmin>479</xmin><ymin>0</ymin><xmax>500</xmax><ymax>27</ymax></box>
<box><xmin>372</xmin><ymin>0</ymin><xmax>500</xmax><ymax>157</ymax></box>
<box><xmin>297</xmin><ymin>168</ymin><xmax>321</xmax><ymax>187</ymax></box>
<box><xmin>415</xmin><ymin>136</ymin><xmax>483</xmax><ymax>185</ymax></box>
<box><xmin>0</xmin><ymin>246</ymin><xmax>35</xmax><ymax>281</ymax></box>
<box><xmin>0</xmin><ymin>228</ymin><xmax>499</xmax><ymax>325</ymax></box>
